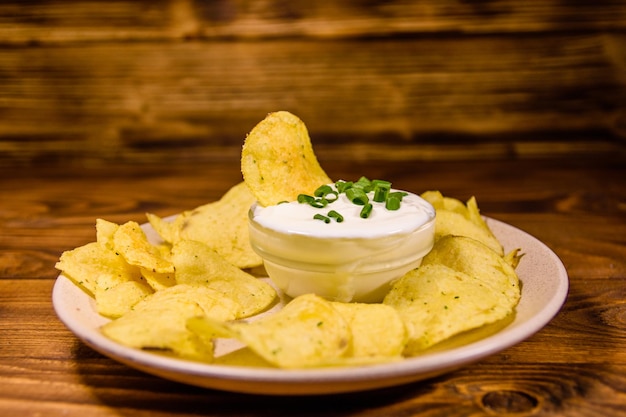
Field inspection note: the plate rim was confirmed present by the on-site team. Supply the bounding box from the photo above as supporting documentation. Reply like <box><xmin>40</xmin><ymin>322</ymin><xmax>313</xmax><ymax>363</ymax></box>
<box><xmin>52</xmin><ymin>217</ymin><xmax>569</xmax><ymax>395</ymax></box>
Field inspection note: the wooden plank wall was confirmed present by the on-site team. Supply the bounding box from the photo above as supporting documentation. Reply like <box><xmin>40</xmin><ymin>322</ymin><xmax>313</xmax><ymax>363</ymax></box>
<box><xmin>1</xmin><ymin>0</ymin><xmax>625</xmax><ymax>166</ymax></box>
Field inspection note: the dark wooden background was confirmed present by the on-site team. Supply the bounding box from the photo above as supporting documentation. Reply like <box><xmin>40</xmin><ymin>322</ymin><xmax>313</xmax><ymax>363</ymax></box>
<box><xmin>1</xmin><ymin>0</ymin><xmax>625</xmax><ymax>167</ymax></box>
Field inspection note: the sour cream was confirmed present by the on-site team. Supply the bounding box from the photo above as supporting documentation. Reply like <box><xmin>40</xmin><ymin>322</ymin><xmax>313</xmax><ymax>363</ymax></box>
<box><xmin>248</xmin><ymin>184</ymin><xmax>436</xmax><ymax>302</ymax></box>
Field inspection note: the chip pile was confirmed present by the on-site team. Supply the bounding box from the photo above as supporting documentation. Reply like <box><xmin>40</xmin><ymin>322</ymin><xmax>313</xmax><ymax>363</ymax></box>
<box><xmin>56</xmin><ymin>111</ymin><xmax>522</xmax><ymax>368</ymax></box>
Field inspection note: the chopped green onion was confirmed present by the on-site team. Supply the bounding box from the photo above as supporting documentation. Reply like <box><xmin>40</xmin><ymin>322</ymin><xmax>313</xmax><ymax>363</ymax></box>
<box><xmin>298</xmin><ymin>193</ymin><xmax>331</xmax><ymax>208</ymax></box>
<box><xmin>388</xmin><ymin>191</ymin><xmax>408</xmax><ymax>201</ymax></box>
<box><xmin>314</xmin><ymin>185</ymin><xmax>333</xmax><ymax>197</ymax></box>
<box><xmin>386</xmin><ymin>196</ymin><xmax>401</xmax><ymax>210</ymax></box>
<box><xmin>327</xmin><ymin>210</ymin><xmax>344</xmax><ymax>222</ymax></box>
<box><xmin>313</xmin><ymin>214</ymin><xmax>330</xmax><ymax>223</ymax></box>
<box><xmin>346</xmin><ymin>188</ymin><xmax>368</xmax><ymax>205</ymax></box>
<box><xmin>335</xmin><ymin>180</ymin><xmax>353</xmax><ymax>193</ymax></box>
<box><xmin>313</xmin><ymin>184</ymin><xmax>338</xmax><ymax>202</ymax></box>
<box><xmin>310</xmin><ymin>198</ymin><xmax>328</xmax><ymax>208</ymax></box>
<box><xmin>360</xmin><ymin>203</ymin><xmax>373</xmax><ymax>218</ymax></box>
<box><xmin>297</xmin><ymin>194</ymin><xmax>314</xmax><ymax>204</ymax></box>
<box><xmin>354</xmin><ymin>176</ymin><xmax>373</xmax><ymax>192</ymax></box>
<box><xmin>371</xmin><ymin>179</ymin><xmax>392</xmax><ymax>189</ymax></box>
<box><xmin>373</xmin><ymin>183</ymin><xmax>390</xmax><ymax>203</ymax></box>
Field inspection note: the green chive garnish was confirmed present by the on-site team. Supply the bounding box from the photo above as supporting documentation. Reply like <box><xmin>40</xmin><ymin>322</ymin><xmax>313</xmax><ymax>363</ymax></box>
<box><xmin>314</xmin><ymin>185</ymin><xmax>333</xmax><ymax>197</ymax></box>
<box><xmin>310</xmin><ymin>198</ymin><xmax>328</xmax><ymax>208</ymax></box>
<box><xmin>373</xmin><ymin>183</ymin><xmax>390</xmax><ymax>203</ymax></box>
<box><xmin>298</xmin><ymin>194</ymin><xmax>314</xmax><ymax>204</ymax></box>
<box><xmin>313</xmin><ymin>214</ymin><xmax>331</xmax><ymax>223</ymax></box>
<box><xmin>371</xmin><ymin>179</ymin><xmax>392</xmax><ymax>189</ymax></box>
<box><xmin>346</xmin><ymin>188</ymin><xmax>368</xmax><ymax>205</ymax></box>
<box><xmin>388</xmin><ymin>191</ymin><xmax>408</xmax><ymax>201</ymax></box>
<box><xmin>335</xmin><ymin>180</ymin><xmax>353</xmax><ymax>193</ymax></box>
<box><xmin>386</xmin><ymin>196</ymin><xmax>401</xmax><ymax>210</ymax></box>
<box><xmin>328</xmin><ymin>210</ymin><xmax>344</xmax><ymax>222</ymax></box>
<box><xmin>360</xmin><ymin>203</ymin><xmax>373</xmax><ymax>218</ymax></box>
<box><xmin>354</xmin><ymin>176</ymin><xmax>373</xmax><ymax>192</ymax></box>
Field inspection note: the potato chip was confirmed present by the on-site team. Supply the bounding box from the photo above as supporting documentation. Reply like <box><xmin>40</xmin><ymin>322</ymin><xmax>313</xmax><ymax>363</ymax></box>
<box><xmin>148</xmin><ymin>182</ymin><xmax>262</xmax><ymax>269</ymax></box>
<box><xmin>421</xmin><ymin>190</ymin><xmax>503</xmax><ymax>255</ymax></box>
<box><xmin>384</xmin><ymin>235</ymin><xmax>520</xmax><ymax>355</ymax></box>
<box><xmin>504</xmin><ymin>247</ymin><xmax>524</xmax><ymax>269</ymax></box>
<box><xmin>55</xmin><ymin>241</ymin><xmax>141</xmax><ymax>297</ymax></box>
<box><xmin>212</xmin><ymin>347</ymin><xmax>276</xmax><ymax>367</ymax></box>
<box><xmin>241</xmin><ymin>111</ymin><xmax>332</xmax><ymax>207</ymax></box>
<box><xmin>145</xmin><ymin>212</ymin><xmax>180</xmax><ymax>244</ymax></box>
<box><xmin>113</xmin><ymin>221</ymin><xmax>174</xmax><ymax>273</ymax></box>
<box><xmin>421</xmin><ymin>235</ymin><xmax>520</xmax><ymax>302</ymax></box>
<box><xmin>95</xmin><ymin>279</ymin><xmax>153</xmax><ymax>318</ymax></box>
<box><xmin>140</xmin><ymin>267</ymin><xmax>176</xmax><ymax>291</ymax></box>
<box><xmin>330</xmin><ymin>302</ymin><xmax>406</xmax><ymax>360</ymax></box>
<box><xmin>171</xmin><ymin>239</ymin><xmax>276</xmax><ymax>318</ymax></box>
<box><xmin>95</xmin><ymin>218</ymin><xmax>119</xmax><ymax>250</ymax></box>
<box><xmin>101</xmin><ymin>284</ymin><xmax>242</xmax><ymax>361</ymax></box>
<box><xmin>187</xmin><ymin>294</ymin><xmax>350</xmax><ymax>368</ymax></box>
<box><xmin>102</xmin><ymin>298</ymin><xmax>213</xmax><ymax>361</ymax></box>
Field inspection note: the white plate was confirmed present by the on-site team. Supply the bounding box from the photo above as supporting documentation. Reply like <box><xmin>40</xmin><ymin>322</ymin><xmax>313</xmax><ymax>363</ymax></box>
<box><xmin>52</xmin><ymin>217</ymin><xmax>568</xmax><ymax>395</ymax></box>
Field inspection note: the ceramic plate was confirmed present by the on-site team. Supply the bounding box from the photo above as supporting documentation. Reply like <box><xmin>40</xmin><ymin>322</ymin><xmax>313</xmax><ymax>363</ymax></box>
<box><xmin>53</xmin><ymin>217</ymin><xmax>568</xmax><ymax>395</ymax></box>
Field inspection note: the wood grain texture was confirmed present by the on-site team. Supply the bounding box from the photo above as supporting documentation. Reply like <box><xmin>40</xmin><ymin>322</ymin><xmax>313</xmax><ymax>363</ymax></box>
<box><xmin>2</xmin><ymin>0</ymin><xmax>626</xmax><ymax>44</ymax></box>
<box><xmin>1</xmin><ymin>1</ymin><xmax>625</xmax><ymax>166</ymax></box>
<box><xmin>1</xmin><ymin>157</ymin><xmax>626</xmax><ymax>416</ymax></box>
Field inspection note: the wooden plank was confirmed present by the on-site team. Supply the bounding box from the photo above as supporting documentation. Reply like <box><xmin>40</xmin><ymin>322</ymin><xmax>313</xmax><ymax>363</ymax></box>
<box><xmin>1</xmin><ymin>34</ymin><xmax>624</xmax><ymax>165</ymax></box>
<box><xmin>1</xmin><ymin>0</ymin><xmax>625</xmax><ymax>44</ymax></box>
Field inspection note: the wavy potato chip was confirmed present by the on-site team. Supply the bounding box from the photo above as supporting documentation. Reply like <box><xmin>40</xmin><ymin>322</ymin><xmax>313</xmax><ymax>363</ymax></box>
<box><xmin>187</xmin><ymin>294</ymin><xmax>350</xmax><ymax>368</ymax></box>
<box><xmin>421</xmin><ymin>235</ymin><xmax>520</xmax><ymax>302</ymax></box>
<box><xmin>384</xmin><ymin>235</ymin><xmax>520</xmax><ymax>355</ymax></box>
<box><xmin>113</xmin><ymin>221</ymin><xmax>174</xmax><ymax>273</ymax></box>
<box><xmin>241</xmin><ymin>111</ymin><xmax>332</xmax><ymax>207</ymax></box>
<box><xmin>55</xmin><ymin>241</ymin><xmax>142</xmax><ymax>299</ymax></box>
<box><xmin>140</xmin><ymin>266</ymin><xmax>176</xmax><ymax>292</ymax></box>
<box><xmin>56</xmin><ymin>221</ymin><xmax>157</xmax><ymax>317</ymax></box>
<box><xmin>171</xmin><ymin>239</ymin><xmax>276</xmax><ymax>318</ymax></box>
<box><xmin>148</xmin><ymin>182</ymin><xmax>262</xmax><ymax>269</ymax></box>
<box><xmin>102</xmin><ymin>284</ymin><xmax>242</xmax><ymax>361</ymax></box>
<box><xmin>330</xmin><ymin>302</ymin><xmax>406</xmax><ymax>361</ymax></box>
<box><xmin>95</xmin><ymin>218</ymin><xmax>119</xmax><ymax>250</ymax></box>
<box><xmin>95</xmin><ymin>279</ymin><xmax>154</xmax><ymax>318</ymax></box>
<box><xmin>421</xmin><ymin>190</ymin><xmax>503</xmax><ymax>255</ymax></box>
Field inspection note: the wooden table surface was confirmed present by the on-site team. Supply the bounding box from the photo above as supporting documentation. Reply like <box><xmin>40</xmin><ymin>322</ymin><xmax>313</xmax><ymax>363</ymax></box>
<box><xmin>2</xmin><ymin>153</ymin><xmax>625</xmax><ymax>417</ymax></box>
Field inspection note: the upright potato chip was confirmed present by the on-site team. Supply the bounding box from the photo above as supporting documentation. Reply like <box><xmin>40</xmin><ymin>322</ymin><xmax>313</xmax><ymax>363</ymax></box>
<box><xmin>241</xmin><ymin>111</ymin><xmax>332</xmax><ymax>207</ymax></box>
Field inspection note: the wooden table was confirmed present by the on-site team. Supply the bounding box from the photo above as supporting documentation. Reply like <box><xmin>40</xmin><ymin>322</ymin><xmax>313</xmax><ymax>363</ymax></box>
<box><xmin>2</xmin><ymin>153</ymin><xmax>625</xmax><ymax>416</ymax></box>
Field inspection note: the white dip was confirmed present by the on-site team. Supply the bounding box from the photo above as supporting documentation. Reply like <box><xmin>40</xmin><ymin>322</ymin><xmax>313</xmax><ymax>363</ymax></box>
<box><xmin>248</xmin><ymin>183</ymin><xmax>436</xmax><ymax>302</ymax></box>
